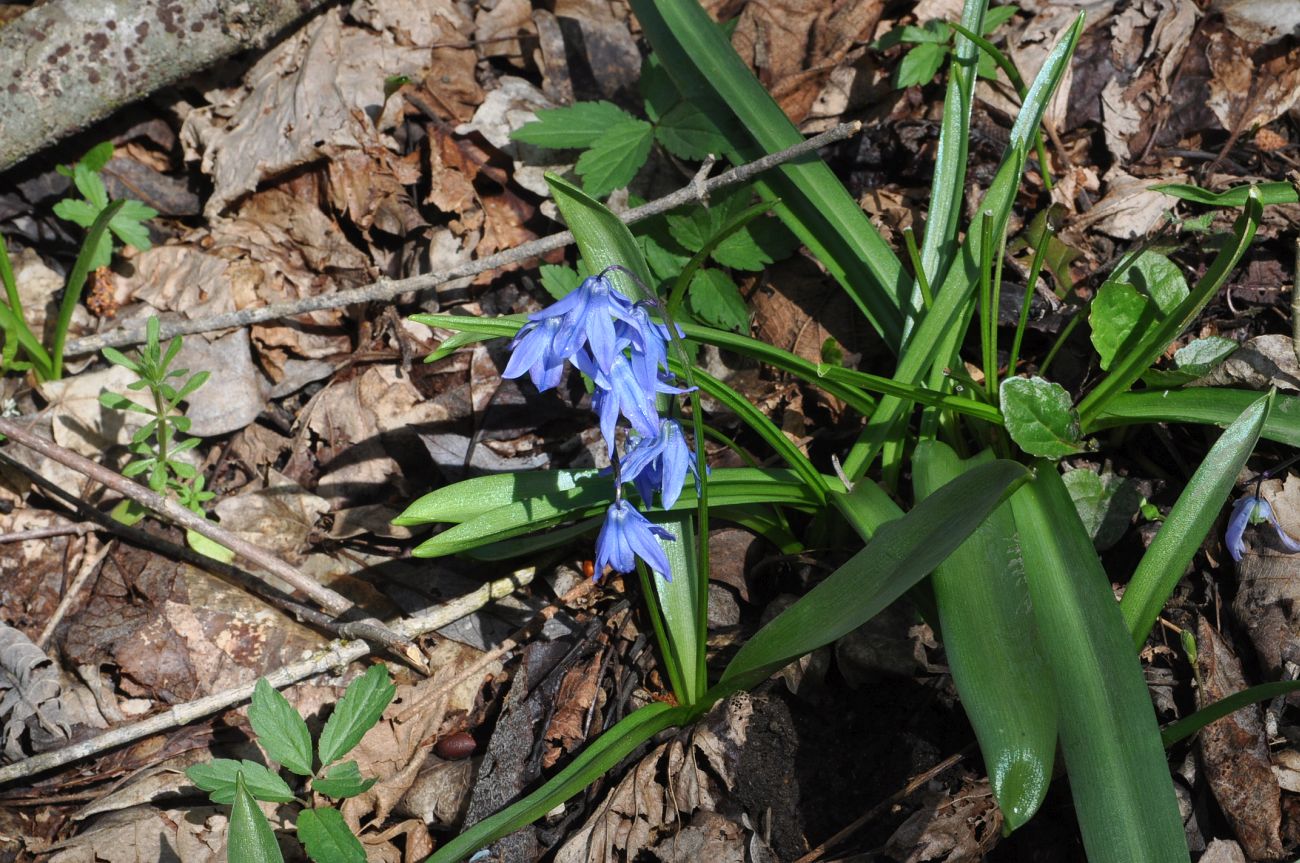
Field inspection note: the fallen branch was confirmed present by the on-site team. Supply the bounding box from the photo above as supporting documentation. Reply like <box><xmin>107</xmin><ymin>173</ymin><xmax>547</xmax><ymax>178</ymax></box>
<box><xmin>0</xmin><ymin>568</ymin><xmax>534</xmax><ymax>787</ymax></box>
<box><xmin>0</xmin><ymin>417</ymin><xmax>417</xmax><ymax>661</ymax></box>
<box><xmin>63</xmin><ymin>121</ymin><xmax>864</xmax><ymax>355</ymax></box>
<box><xmin>0</xmin><ymin>0</ymin><xmax>334</xmax><ymax>173</ymax></box>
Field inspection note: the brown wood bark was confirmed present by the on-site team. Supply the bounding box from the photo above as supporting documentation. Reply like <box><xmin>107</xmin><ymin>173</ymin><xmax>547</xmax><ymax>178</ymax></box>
<box><xmin>0</xmin><ymin>0</ymin><xmax>333</xmax><ymax>173</ymax></box>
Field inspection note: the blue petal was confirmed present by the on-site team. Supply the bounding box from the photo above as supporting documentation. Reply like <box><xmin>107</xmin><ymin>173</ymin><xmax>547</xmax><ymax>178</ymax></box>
<box><xmin>1226</xmin><ymin>496</ymin><xmax>1256</xmax><ymax>562</ymax></box>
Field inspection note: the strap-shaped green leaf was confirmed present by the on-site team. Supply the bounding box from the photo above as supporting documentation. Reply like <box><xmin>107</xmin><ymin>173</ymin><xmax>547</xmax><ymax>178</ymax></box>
<box><xmin>1010</xmin><ymin>467</ymin><xmax>1189</xmax><ymax>863</ymax></box>
<box><xmin>1089</xmin><ymin>387</ymin><xmax>1300</xmax><ymax>447</ymax></box>
<box><xmin>716</xmin><ymin>459</ymin><xmax>1028</xmax><ymax>694</ymax></box>
<box><xmin>1120</xmin><ymin>393</ymin><xmax>1270</xmax><ymax>648</ymax></box>
<box><xmin>913</xmin><ymin>442</ymin><xmax>1055</xmax><ymax>830</ymax></box>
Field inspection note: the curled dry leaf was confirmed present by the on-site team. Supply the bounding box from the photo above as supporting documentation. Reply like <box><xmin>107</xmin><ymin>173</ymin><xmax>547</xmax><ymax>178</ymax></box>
<box><xmin>0</xmin><ymin>622</ymin><xmax>68</xmax><ymax>760</ymax></box>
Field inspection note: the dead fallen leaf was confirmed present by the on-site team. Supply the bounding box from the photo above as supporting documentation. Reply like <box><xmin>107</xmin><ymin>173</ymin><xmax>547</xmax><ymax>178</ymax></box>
<box><xmin>1214</xmin><ymin>0</ymin><xmax>1300</xmax><ymax>43</ymax></box>
<box><xmin>173</xmin><ymin>328</ymin><xmax>266</xmax><ymax>437</ymax></box>
<box><xmin>883</xmin><ymin>776</ymin><xmax>1001</xmax><ymax>862</ymax></box>
<box><xmin>1206</xmin><ymin>29</ymin><xmax>1300</xmax><ymax>134</ymax></box>
<box><xmin>213</xmin><ymin>469</ymin><xmax>330</xmax><ymax>565</ymax></box>
<box><xmin>1195</xmin><ymin>617</ymin><xmax>1284</xmax><ymax>860</ymax></box>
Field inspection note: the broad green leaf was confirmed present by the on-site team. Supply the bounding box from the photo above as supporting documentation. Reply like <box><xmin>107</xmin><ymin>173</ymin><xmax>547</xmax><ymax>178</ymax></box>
<box><xmin>999</xmin><ymin>376</ymin><xmax>1083</xmax><ymax>458</ymax></box>
<box><xmin>1120</xmin><ymin>393</ymin><xmax>1269</xmax><ymax>648</ymax></box>
<box><xmin>630</xmin><ymin>0</ymin><xmax>909</xmax><ymax>350</ymax></box>
<box><xmin>1090</xmin><ymin>282</ymin><xmax>1153</xmax><ymax>371</ymax></box>
<box><xmin>687</xmin><ymin>269</ymin><xmax>748</xmax><ymax>332</ymax></box>
<box><xmin>546</xmin><ymin>174</ymin><xmax>653</xmax><ymax>288</ymax></box>
<box><xmin>51</xmin><ymin>198</ymin><xmax>97</xmax><ymax>228</ymax></box>
<box><xmin>297</xmin><ymin>807</ymin><xmax>366</xmax><ymax>863</ymax></box>
<box><xmin>510</xmin><ymin>101</ymin><xmax>636</xmax><ymax>148</ymax></box>
<box><xmin>913</xmin><ymin>442</ymin><xmax>1054</xmax><ymax>831</ymax></box>
<box><xmin>229</xmin><ymin>772</ymin><xmax>285</xmax><ymax>863</ymax></box>
<box><xmin>712</xmin><ymin>215</ymin><xmax>797</xmax><ymax>271</ymax></box>
<box><xmin>72</xmin><ymin>163</ymin><xmax>109</xmax><ymax>211</ymax></box>
<box><xmin>425</xmin><ymin>703</ymin><xmax>689</xmax><ymax>863</ymax></box>
<box><xmin>652</xmin><ymin>513</ymin><xmax>704</xmax><ymax>703</ymax></box>
<box><xmin>395</xmin><ymin>469</ymin><xmax>606</xmax><ymax>526</ymax></box>
<box><xmin>311</xmin><ymin>760</ymin><xmax>378</xmax><ymax>799</ymax></box>
<box><xmin>1113</xmin><ymin>250</ymin><xmax>1188</xmax><ymax>312</ymax></box>
<box><xmin>318</xmin><ymin>664</ymin><xmax>395</xmax><ymax>766</ymax></box>
<box><xmin>896</xmin><ymin>42</ymin><xmax>948</xmax><ymax>88</ymax></box>
<box><xmin>1152</xmin><ymin>180</ymin><xmax>1297</xmax><ymax>207</ymax></box>
<box><xmin>575</xmin><ymin>119</ymin><xmax>654</xmax><ymax>197</ymax></box>
<box><xmin>186</xmin><ymin>758</ymin><xmax>295</xmax><ymax>804</ymax></box>
<box><xmin>1078</xmin><ymin>188</ymin><xmax>1262</xmax><ymax>424</ymax></box>
<box><xmin>80</xmin><ymin>141</ymin><xmax>115</xmax><ymax>172</ymax></box>
<box><xmin>1010</xmin><ymin>468</ymin><xmax>1189</xmax><ymax>863</ymax></box>
<box><xmin>717</xmin><ymin>460</ymin><xmax>1029</xmax><ymax>694</ymax></box>
<box><xmin>1062</xmin><ymin>465</ymin><xmax>1143</xmax><ymax>551</ymax></box>
<box><xmin>1142</xmin><ymin>336</ymin><xmax>1238</xmax><ymax>387</ymax></box>
<box><xmin>248</xmin><ymin>678</ymin><xmax>313</xmax><ymax>776</ymax></box>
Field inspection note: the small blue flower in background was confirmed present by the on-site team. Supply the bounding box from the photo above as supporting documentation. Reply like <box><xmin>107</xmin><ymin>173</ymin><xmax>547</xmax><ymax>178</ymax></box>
<box><xmin>595</xmin><ymin>500</ymin><xmax>676</xmax><ymax>581</ymax></box>
<box><xmin>622</xmin><ymin>419</ymin><xmax>700</xmax><ymax>509</ymax></box>
<box><xmin>1226</xmin><ymin>495</ymin><xmax>1300</xmax><ymax>561</ymax></box>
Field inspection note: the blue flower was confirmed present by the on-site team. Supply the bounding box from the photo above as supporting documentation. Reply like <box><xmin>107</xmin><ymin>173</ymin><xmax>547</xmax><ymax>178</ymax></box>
<box><xmin>534</xmin><ymin>272</ymin><xmax>637</xmax><ymax>375</ymax></box>
<box><xmin>617</xmin><ymin>304</ymin><xmax>680</xmax><ymax>393</ymax></box>
<box><xmin>501</xmin><ymin>316</ymin><xmax>567</xmax><ymax>392</ymax></box>
<box><xmin>621</xmin><ymin>419</ymin><xmax>700</xmax><ymax>509</ymax></box>
<box><xmin>595</xmin><ymin>499</ymin><xmax>676</xmax><ymax>581</ymax></box>
<box><xmin>1226</xmin><ymin>495</ymin><xmax>1300</xmax><ymax>561</ymax></box>
<box><xmin>574</xmin><ymin>350</ymin><xmax>662</xmax><ymax>448</ymax></box>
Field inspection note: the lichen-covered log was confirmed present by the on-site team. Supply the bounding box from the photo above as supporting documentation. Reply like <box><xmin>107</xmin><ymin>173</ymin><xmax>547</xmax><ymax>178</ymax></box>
<box><xmin>0</xmin><ymin>0</ymin><xmax>332</xmax><ymax>173</ymax></box>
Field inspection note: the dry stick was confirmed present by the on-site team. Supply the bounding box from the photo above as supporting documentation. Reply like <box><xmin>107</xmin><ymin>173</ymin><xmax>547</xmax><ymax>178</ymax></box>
<box><xmin>63</xmin><ymin>121</ymin><xmax>865</xmax><ymax>356</ymax></box>
<box><xmin>0</xmin><ymin>417</ymin><xmax>417</xmax><ymax>662</ymax></box>
<box><xmin>0</xmin><ymin>568</ymin><xmax>535</xmax><ymax>788</ymax></box>
<box><xmin>0</xmin><ymin>523</ymin><xmax>90</xmax><ymax>544</ymax></box>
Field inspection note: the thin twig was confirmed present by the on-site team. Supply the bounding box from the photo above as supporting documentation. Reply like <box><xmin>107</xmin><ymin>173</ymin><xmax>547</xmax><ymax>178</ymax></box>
<box><xmin>0</xmin><ymin>568</ymin><xmax>534</xmax><ymax>787</ymax></box>
<box><xmin>0</xmin><ymin>418</ymin><xmax>416</xmax><ymax>661</ymax></box>
<box><xmin>63</xmin><ymin>121</ymin><xmax>864</xmax><ymax>356</ymax></box>
<box><xmin>0</xmin><ymin>523</ymin><xmax>90</xmax><ymax>544</ymax></box>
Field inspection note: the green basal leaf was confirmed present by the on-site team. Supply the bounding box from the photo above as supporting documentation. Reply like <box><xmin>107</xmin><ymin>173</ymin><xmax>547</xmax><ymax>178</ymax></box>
<box><xmin>913</xmin><ymin>442</ymin><xmax>1055</xmax><ymax>831</ymax></box>
<box><xmin>1089</xmin><ymin>387</ymin><xmax>1300</xmax><ymax>448</ymax></box>
<box><xmin>896</xmin><ymin>41</ymin><xmax>949</xmax><ymax>88</ymax></box>
<box><xmin>394</xmin><ymin>469</ymin><xmax>602</xmax><ymax>527</ymax></box>
<box><xmin>186</xmin><ymin>758</ymin><xmax>295</xmax><ymax>804</ymax></box>
<box><xmin>652</xmin><ymin>513</ymin><xmax>703</xmax><ymax>703</ymax></box>
<box><xmin>1061</xmin><ymin>465</ymin><xmax>1143</xmax><ymax>552</ymax></box>
<box><xmin>1152</xmin><ymin>180</ymin><xmax>1297</xmax><ymax>207</ymax></box>
<box><xmin>510</xmin><ymin>101</ymin><xmax>636</xmax><ymax>149</ymax></box>
<box><xmin>716</xmin><ymin>460</ymin><xmax>1029</xmax><ymax>694</ymax></box>
<box><xmin>1090</xmin><ymin>282</ymin><xmax>1154</xmax><ymax>371</ymax></box>
<box><xmin>311</xmin><ymin>761</ymin><xmax>377</xmax><ymax>799</ymax></box>
<box><xmin>1120</xmin><ymin>393</ymin><xmax>1269</xmax><ymax>648</ymax></box>
<box><xmin>1142</xmin><ymin>336</ymin><xmax>1238</xmax><ymax>387</ymax></box>
<box><xmin>687</xmin><ymin>269</ymin><xmax>748</xmax><ymax>332</ymax></box>
<box><xmin>999</xmin><ymin>376</ymin><xmax>1083</xmax><ymax>458</ymax></box>
<box><xmin>576</xmin><ymin>119</ymin><xmax>654</xmax><ymax>197</ymax></box>
<box><xmin>248</xmin><ymin>678</ymin><xmax>314</xmax><ymax>776</ymax></box>
<box><xmin>229</xmin><ymin>771</ymin><xmax>285</xmax><ymax>863</ymax></box>
<box><xmin>297</xmin><ymin>807</ymin><xmax>366</xmax><ymax>863</ymax></box>
<box><xmin>1010</xmin><ymin>468</ymin><xmax>1190</xmax><ymax>863</ymax></box>
<box><xmin>318</xmin><ymin>664</ymin><xmax>395</xmax><ymax>767</ymax></box>
<box><xmin>425</xmin><ymin>703</ymin><xmax>689</xmax><ymax>863</ymax></box>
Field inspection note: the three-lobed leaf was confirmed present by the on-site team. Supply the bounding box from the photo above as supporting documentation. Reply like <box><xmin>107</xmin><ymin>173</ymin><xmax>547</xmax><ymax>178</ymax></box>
<box><xmin>575</xmin><ymin>119</ymin><xmax>654</xmax><ymax>197</ymax></box>
<box><xmin>297</xmin><ymin>807</ymin><xmax>366</xmax><ymax>863</ymax></box>
<box><xmin>510</xmin><ymin>101</ymin><xmax>635</xmax><ymax>148</ymax></box>
<box><xmin>248</xmin><ymin>678</ymin><xmax>314</xmax><ymax>776</ymax></box>
<box><xmin>317</xmin><ymin>664</ymin><xmax>395</xmax><ymax>767</ymax></box>
<box><xmin>187</xmin><ymin>758</ymin><xmax>295</xmax><ymax>804</ymax></box>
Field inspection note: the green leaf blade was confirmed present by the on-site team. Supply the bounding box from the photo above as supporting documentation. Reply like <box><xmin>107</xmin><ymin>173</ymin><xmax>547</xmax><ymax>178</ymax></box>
<box><xmin>248</xmin><ymin>678</ymin><xmax>314</xmax><ymax>776</ymax></box>
<box><xmin>1000</xmin><ymin>376</ymin><xmax>1083</xmax><ymax>458</ymax></box>
<box><xmin>317</xmin><ymin>665</ymin><xmax>395</xmax><ymax>767</ymax></box>
<box><xmin>297</xmin><ymin>807</ymin><xmax>366</xmax><ymax>863</ymax></box>
<box><xmin>311</xmin><ymin>761</ymin><xmax>378</xmax><ymax>799</ymax></box>
<box><xmin>510</xmin><ymin>101</ymin><xmax>635</xmax><ymax>148</ymax></box>
<box><xmin>228</xmin><ymin>771</ymin><xmax>285</xmax><ymax>863</ymax></box>
<box><xmin>575</xmin><ymin>119</ymin><xmax>654</xmax><ymax>197</ymax></box>
<box><xmin>185</xmin><ymin>758</ymin><xmax>295</xmax><ymax>805</ymax></box>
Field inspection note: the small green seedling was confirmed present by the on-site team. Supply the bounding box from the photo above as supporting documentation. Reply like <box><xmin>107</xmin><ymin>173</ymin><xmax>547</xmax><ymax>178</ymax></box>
<box><xmin>876</xmin><ymin>5</ymin><xmax>1020</xmax><ymax>88</ymax></box>
<box><xmin>99</xmin><ymin>317</ymin><xmax>229</xmax><ymax>562</ymax></box>
<box><xmin>187</xmin><ymin>665</ymin><xmax>396</xmax><ymax>863</ymax></box>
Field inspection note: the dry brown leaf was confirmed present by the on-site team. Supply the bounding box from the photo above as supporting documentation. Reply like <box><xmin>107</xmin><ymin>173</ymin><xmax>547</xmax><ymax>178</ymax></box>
<box><xmin>11</xmin><ymin>247</ymin><xmax>62</xmax><ymax>339</ymax></box>
<box><xmin>172</xmin><ymin>328</ymin><xmax>266</xmax><ymax>437</ymax></box>
<box><xmin>115</xmin><ymin>244</ymin><xmax>239</xmax><ymax>322</ymax></box>
<box><xmin>1195</xmin><ymin>617</ymin><xmax>1284</xmax><ymax>860</ymax></box>
<box><xmin>1206</xmin><ymin>30</ymin><xmax>1300</xmax><ymax>134</ymax></box>
<box><xmin>554</xmin><ymin>0</ymin><xmax>641</xmax><ymax>100</ymax></box>
<box><xmin>48</xmin><ymin>804</ymin><xmax>230</xmax><ymax>863</ymax></box>
<box><xmin>1066</xmin><ymin>167</ymin><xmax>1180</xmax><ymax>240</ymax></box>
<box><xmin>475</xmin><ymin>0</ymin><xmax>536</xmax><ymax>63</ymax></box>
<box><xmin>541</xmin><ymin>653</ymin><xmax>604</xmax><ymax>768</ymax></box>
<box><xmin>212</xmin><ymin>470</ymin><xmax>330</xmax><ymax>565</ymax></box>
<box><xmin>40</xmin><ymin>363</ymin><xmax>153</xmax><ymax>457</ymax></box>
<box><xmin>1214</xmin><ymin>0</ymin><xmax>1300</xmax><ymax>43</ymax></box>
<box><xmin>883</xmin><ymin>776</ymin><xmax>1001</xmax><ymax>862</ymax></box>
<box><xmin>457</xmin><ymin>76</ymin><xmax>564</xmax><ymax>198</ymax></box>
<box><xmin>325</xmin><ymin>143</ymin><xmax>426</xmax><ymax>239</ymax></box>
<box><xmin>1195</xmin><ymin>335</ymin><xmax>1300</xmax><ymax>393</ymax></box>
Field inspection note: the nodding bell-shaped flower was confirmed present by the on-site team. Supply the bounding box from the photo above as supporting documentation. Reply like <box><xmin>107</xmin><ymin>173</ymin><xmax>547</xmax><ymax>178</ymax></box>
<box><xmin>594</xmin><ymin>499</ymin><xmax>676</xmax><ymax>581</ymax></box>
<box><xmin>1226</xmin><ymin>495</ymin><xmax>1300</xmax><ymax>562</ymax></box>
<box><xmin>621</xmin><ymin>418</ymin><xmax>701</xmax><ymax>510</ymax></box>
<box><xmin>501</xmin><ymin>315</ymin><xmax>567</xmax><ymax>392</ymax></box>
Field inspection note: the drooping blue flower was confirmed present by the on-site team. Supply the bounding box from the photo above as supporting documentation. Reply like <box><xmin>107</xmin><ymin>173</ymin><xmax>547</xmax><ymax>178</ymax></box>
<box><xmin>533</xmin><ymin>272</ymin><xmax>637</xmax><ymax>375</ymax></box>
<box><xmin>617</xmin><ymin>303</ymin><xmax>681</xmax><ymax>394</ymax></box>
<box><xmin>594</xmin><ymin>499</ymin><xmax>676</xmax><ymax>581</ymax></box>
<box><xmin>574</xmin><ymin>350</ymin><xmax>662</xmax><ymax>449</ymax></box>
<box><xmin>621</xmin><ymin>418</ymin><xmax>700</xmax><ymax>509</ymax></box>
<box><xmin>1226</xmin><ymin>495</ymin><xmax>1300</xmax><ymax>561</ymax></box>
<box><xmin>501</xmin><ymin>315</ymin><xmax>567</xmax><ymax>392</ymax></box>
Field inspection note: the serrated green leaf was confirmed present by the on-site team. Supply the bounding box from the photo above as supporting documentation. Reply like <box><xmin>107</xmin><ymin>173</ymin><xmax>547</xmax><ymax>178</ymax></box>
<box><xmin>711</xmin><ymin>216</ymin><xmax>798</xmax><ymax>271</ymax></box>
<box><xmin>896</xmin><ymin>42</ymin><xmax>948</xmax><ymax>88</ymax></box>
<box><xmin>981</xmin><ymin>4</ymin><xmax>1019</xmax><ymax>32</ymax></box>
<box><xmin>80</xmin><ymin>142</ymin><xmax>114</xmax><ymax>173</ymax></box>
<box><xmin>72</xmin><ymin>163</ymin><xmax>108</xmax><ymax>211</ymax></box>
<box><xmin>538</xmin><ymin>264</ymin><xmax>582</xmax><ymax>300</ymax></box>
<box><xmin>229</xmin><ymin>771</ymin><xmax>285</xmax><ymax>863</ymax></box>
<box><xmin>575</xmin><ymin>119</ymin><xmax>654</xmax><ymax>197</ymax></box>
<box><xmin>186</xmin><ymin>758</ymin><xmax>295</xmax><ymax>804</ymax></box>
<box><xmin>639</xmin><ymin>53</ymin><xmax>679</xmax><ymax>123</ymax></box>
<box><xmin>687</xmin><ymin>269</ymin><xmax>748</xmax><ymax>332</ymax></box>
<box><xmin>1000</xmin><ymin>376</ymin><xmax>1083</xmax><ymax>458</ymax></box>
<box><xmin>317</xmin><ymin>664</ymin><xmax>395</xmax><ymax>766</ymax></box>
<box><xmin>52</xmin><ymin>198</ymin><xmax>97</xmax><ymax>228</ymax></box>
<box><xmin>297</xmin><ymin>807</ymin><xmax>365</xmax><ymax>863</ymax></box>
<box><xmin>654</xmin><ymin>101</ymin><xmax>728</xmax><ymax>160</ymax></box>
<box><xmin>248</xmin><ymin>678</ymin><xmax>313</xmax><ymax>776</ymax></box>
<box><xmin>310</xmin><ymin>761</ymin><xmax>377</xmax><ymax>799</ymax></box>
<box><xmin>510</xmin><ymin>101</ymin><xmax>635</xmax><ymax>149</ymax></box>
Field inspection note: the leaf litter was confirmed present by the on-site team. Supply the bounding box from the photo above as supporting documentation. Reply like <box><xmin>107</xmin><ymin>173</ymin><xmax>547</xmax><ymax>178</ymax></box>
<box><xmin>0</xmin><ymin>0</ymin><xmax>1297</xmax><ymax>859</ymax></box>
